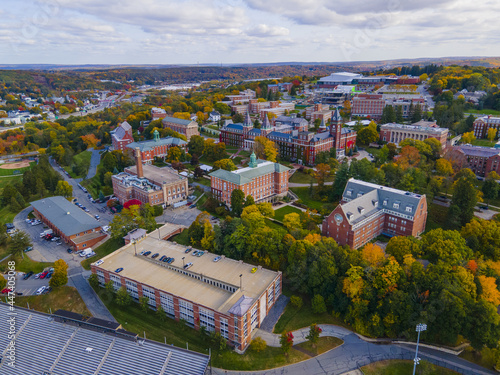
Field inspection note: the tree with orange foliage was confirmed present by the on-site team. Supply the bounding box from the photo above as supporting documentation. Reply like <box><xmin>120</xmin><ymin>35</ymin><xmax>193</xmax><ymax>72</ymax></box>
<box><xmin>303</xmin><ymin>233</ymin><xmax>321</xmax><ymax>245</ymax></box>
<box><xmin>361</xmin><ymin>243</ymin><xmax>386</xmax><ymax>268</ymax></box>
<box><xmin>466</xmin><ymin>259</ymin><xmax>478</xmax><ymax>274</ymax></box>
<box><xmin>81</xmin><ymin>134</ymin><xmax>99</xmax><ymax>149</ymax></box>
<box><xmin>478</xmin><ymin>275</ymin><xmax>500</xmax><ymax>306</ymax></box>
<box><xmin>396</xmin><ymin>145</ymin><xmax>420</xmax><ymax>169</ymax></box>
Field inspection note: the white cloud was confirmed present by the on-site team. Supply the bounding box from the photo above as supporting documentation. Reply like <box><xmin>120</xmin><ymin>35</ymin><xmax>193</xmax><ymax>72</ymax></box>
<box><xmin>246</xmin><ymin>24</ymin><xmax>290</xmax><ymax>37</ymax></box>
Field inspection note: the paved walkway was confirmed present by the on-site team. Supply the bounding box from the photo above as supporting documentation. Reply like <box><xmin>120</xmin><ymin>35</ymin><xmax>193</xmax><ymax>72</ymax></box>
<box><xmin>86</xmin><ymin>148</ymin><xmax>101</xmax><ymax>179</ymax></box>
<box><xmin>259</xmin><ymin>295</ymin><xmax>289</xmax><ymax>332</ymax></box>
<box><xmin>213</xmin><ymin>325</ymin><xmax>495</xmax><ymax>375</ymax></box>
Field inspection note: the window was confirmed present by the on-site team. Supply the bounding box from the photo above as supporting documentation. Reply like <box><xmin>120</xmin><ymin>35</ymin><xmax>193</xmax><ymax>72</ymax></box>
<box><xmin>383</xmin><ymin>199</ymin><xmax>388</xmax><ymax>206</ymax></box>
<box><xmin>179</xmin><ymin>299</ymin><xmax>194</xmax><ymax>325</ymax></box>
<box><xmin>160</xmin><ymin>293</ymin><xmax>175</xmax><ymax>316</ymax></box>
<box><xmin>406</xmin><ymin>206</ymin><xmax>413</xmax><ymax>213</ymax></box>
<box><xmin>199</xmin><ymin>308</ymin><xmax>215</xmax><ymax>332</ymax></box>
<box><xmin>220</xmin><ymin>317</ymin><xmax>229</xmax><ymax>339</ymax></box>
<box><xmin>125</xmin><ymin>279</ymin><xmax>138</xmax><ymax>299</ymax></box>
<box><xmin>393</xmin><ymin>201</ymin><xmax>400</xmax><ymax>209</ymax></box>
<box><xmin>96</xmin><ymin>270</ymin><xmax>105</xmax><ymax>286</ymax></box>
<box><xmin>109</xmin><ymin>274</ymin><xmax>121</xmax><ymax>291</ymax></box>
<box><xmin>142</xmin><ymin>286</ymin><xmax>156</xmax><ymax>307</ymax></box>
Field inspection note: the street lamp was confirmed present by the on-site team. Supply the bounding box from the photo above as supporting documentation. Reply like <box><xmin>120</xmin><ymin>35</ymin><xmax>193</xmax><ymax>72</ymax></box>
<box><xmin>133</xmin><ymin>239</ymin><xmax>137</xmax><ymax>256</ymax></box>
<box><xmin>239</xmin><ymin>274</ymin><xmax>243</xmax><ymax>291</ymax></box>
<box><xmin>182</xmin><ymin>257</ymin><xmax>185</xmax><ymax>268</ymax></box>
<box><xmin>412</xmin><ymin>323</ymin><xmax>427</xmax><ymax>375</ymax></box>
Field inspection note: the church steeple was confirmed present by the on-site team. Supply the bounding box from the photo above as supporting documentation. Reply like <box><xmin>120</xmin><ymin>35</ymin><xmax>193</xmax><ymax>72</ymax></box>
<box><xmin>244</xmin><ymin>111</ymin><xmax>252</xmax><ymax>127</ymax></box>
<box><xmin>318</xmin><ymin>118</ymin><xmax>326</xmax><ymax>132</ymax></box>
<box><xmin>262</xmin><ymin>115</ymin><xmax>271</xmax><ymax>129</ymax></box>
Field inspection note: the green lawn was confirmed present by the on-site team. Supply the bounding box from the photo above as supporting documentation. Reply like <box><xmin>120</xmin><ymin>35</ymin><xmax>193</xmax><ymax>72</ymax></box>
<box><xmin>0</xmin><ymin>253</ymin><xmax>54</xmax><ymax>273</ymax></box>
<box><xmin>425</xmin><ymin>203</ymin><xmax>448</xmax><ymax>232</ymax></box>
<box><xmin>472</xmin><ymin>139</ymin><xmax>496</xmax><ymax>147</ymax></box>
<box><xmin>170</xmin><ymin>229</ymin><xmax>190</xmax><ymax>246</ymax></box>
<box><xmin>289</xmin><ymin>171</ymin><xmax>334</xmax><ymax>185</ymax></box>
<box><xmin>14</xmin><ymin>286</ymin><xmax>91</xmax><ymax>316</ymax></box>
<box><xmin>296</xmin><ymin>336</ymin><xmax>343</xmax><ymax>356</ymax></box>
<box><xmin>0</xmin><ymin>175</ymin><xmax>22</xmax><ymax>192</ymax></box>
<box><xmin>366</xmin><ymin>146</ymin><xmax>383</xmax><ymax>158</ymax></box>
<box><xmin>467</xmin><ymin>108</ymin><xmax>500</xmax><ymax>116</ymax></box>
<box><xmin>274</xmin><ymin>206</ymin><xmax>303</xmax><ymax>222</ymax></box>
<box><xmin>81</xmin><ymin>237</ymin><xmax>123</xmax><ymax>270</ymax></box>
<box><xmin>361</xmin><ymin>360</ymin><xmax>459</xmax><ymax>375</ymax></box>
<box><xmin>0</xmin><ymin>161</ymin><xmax>35</xmax><ymax>176</ymax></box>
<box><xmin>274</xmin><ymin>295</ymin><xmax>347</xmax><ymax>333</ymax></box>
<box><xmin>193</xmin><ymin>177</ymin><xmax>211</xmax><ymax>187</ymax></box>
<box><xmin>290</xmin><ymin>187</ymin><xmax>325</xmax><ymax>211</ymax></box>
<box><xmin>0</xmin><ymin>205</ymin><xmax>19</xmax><ymax>226</ymax></box>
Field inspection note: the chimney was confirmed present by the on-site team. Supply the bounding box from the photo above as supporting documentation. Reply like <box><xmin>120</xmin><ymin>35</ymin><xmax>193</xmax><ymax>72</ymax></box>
<box><xmin>135</xmin><ymin>147</ymin><xmax>143</xmax><ymax>178</ymax></box>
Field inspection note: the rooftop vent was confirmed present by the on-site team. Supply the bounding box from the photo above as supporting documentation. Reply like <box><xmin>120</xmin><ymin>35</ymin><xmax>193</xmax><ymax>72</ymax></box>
<box><xmin>85</xmin><ymin>347</ymin><xmax>93</xmax><ymax>353</ymax></box>
<box><xmin>67</xmin><ymin>212</ymin><xmax>70</xmax><ymax>215</ymax></box>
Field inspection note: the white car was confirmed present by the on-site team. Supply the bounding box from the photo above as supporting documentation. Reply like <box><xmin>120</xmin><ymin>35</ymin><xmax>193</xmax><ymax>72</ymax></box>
<box><xmin>36</xmin><ymin>286</ymin><xmax>47</xmax><ymax>295</ymax></box>
<box><xmin>94</xmin><ymin>259</ymin><xmax>104</xmax><ymax>266</ymax></box>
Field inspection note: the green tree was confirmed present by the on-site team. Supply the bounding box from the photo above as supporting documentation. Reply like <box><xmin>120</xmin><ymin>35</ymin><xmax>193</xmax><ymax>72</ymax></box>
<box><xmin>280</xmin><ymin>331</ymin><xmax>294</xmax><ymax>355</ymax></box>
<box><xmin>115</xmin><ymin>287</ymin><xmax>132</xmax><ymax>306</ymax></box>
<box><xmin>156</xmin><ymin>305</ymin><xmax>167</xmax><ymax>322</ymax></box>
<box><xmin>283</xmin><ymin>213</ymin><xmax>301</xmax><ymax>231</ymax></box>
<box><xmin>290</xmin><ymin>295</ymin><xmax>303</xmax><ymax>309</ymax></box>
<box><xmin>450</xmin><ymin>177</ymin><xmax>479</xmax><ymax>227</ymax></box>
<box><xmin>213</xmin><ymin>158</ymin><xmax>237</xmax><ymax>171</ymax></box>
<box><xmin>330</xmin><ymin>161</ymin><xmax>350</xmax><ymax>201</ymax></box>
<box><xmin>210</xmin><ymin>331</ymin><xmax>227</xmax><ymax>351</ymax></box>
<box><xmin>357</xmin><ymin>125</ymin><xmax>379</xmax><ymax>145</ymax></box>
<box><xmin>386</xmin><ymin>236</ymin><xmax>421</xmax><ymax>263</ymax></box>
<box><xmin>482</xmin><ymin>177</ymin><xmax>499</xmax><ymax>207</ymax></box>
<box><xmin>49</xmin><ymin>259</ymin><xmax>68</xmax><ymax>288</ymax></box>
<box><xmin>395</xmin><ymin>105</ymin><xmax>403</xmax><ymax>123</ymax></box>
<box><xmin>188</xmin><ymin>135</ymin><xmax>205</xmax><ymax>157</ymax></box>
<box><xmin>166</xmin><ymin>146</ymin><xmax>182</xmax><ymax>162</ymax></box>
<box><xmin>55</xmin><ymin>180</ymin><xmax>73</xmax><ymax>198</ymax></box>
<box><xmin>306</xmin><ymin>324</ymin><xmax>322</xmax><ymax>348</ymax></box>
<box><xmin>380</xmin><ymin>105</ymin><xmax>396</xmax><ymax>124</ymax></box>
<box><xmin>139</xmin><ymin>296</ymin><xmax>150</xmax><ymax>313</ymax></box>
<box><xmin>244</xmin><ymin>195</ymin><xmax>255</xmax><ymax>207</ymax></box>
<box><xmin>230</xmin><ymin>189</ymin><xmax>245</xmax><ymax>217</ymax></box>
<box><xmin>88</xmin><ymin>273</ymin><xmax>99</xmax><ymax>289</ymax></box>
<box><xmin>105</xmin><ymin>280</ymin><xmax>115</xmax><ymax>296</ymax></box>
<box><xmin>8</xmin><ymin>231</ymin><xmax>32</xmax><ymax>257</ymax></box>
<box><xmin>311</xmin><ymin>294</ymin><xmax>327</xmax><ymax>314</ymax></box>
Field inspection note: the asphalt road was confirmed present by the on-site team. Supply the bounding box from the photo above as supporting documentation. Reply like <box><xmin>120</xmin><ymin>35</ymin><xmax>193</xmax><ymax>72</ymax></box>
<box><xmin>86</xmin><ymin>148</ymin><xmax>101</xmax><ymax>180</ymax></box>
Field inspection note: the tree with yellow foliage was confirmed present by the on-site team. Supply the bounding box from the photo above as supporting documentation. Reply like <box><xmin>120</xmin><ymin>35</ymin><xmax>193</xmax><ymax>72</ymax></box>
<box><xmin>436</xmin><ymin>158</ymin><xmax>454</xmax><ymax>176</ymax></box>
<box><xmin>361</xmin><ymin>243</ymin><xmax>386</xmax><ymax>268</ymax></box>
<box><xmin>478</xmin><ymin>275</ymin><xmax>500</xmax><ymax>306</ymax></box>
<box><xmin>461</xmin><ymin>131</ymin><xmax>476</xmax><ymax>144</ymax></box>
<box><xmin>487</xmin><ymin>127</ymin><xmax>497</xmax><ymax>142</ymax></box>
<box><xmin>254</xmin><ymin>136</ymin><xmax>278</xmax><ymax>162</ymax></box>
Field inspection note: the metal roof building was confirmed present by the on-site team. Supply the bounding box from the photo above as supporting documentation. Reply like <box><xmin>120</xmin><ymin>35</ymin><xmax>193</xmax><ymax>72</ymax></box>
<box><xmin>31</xmin><ymin>196</ymin><xmax>103</xmax><ymax>239</ymax></box>
<box><xmin>0</xmin><ymin>303</ymin><xmax>209</xmax><ymax>375</ymax></box>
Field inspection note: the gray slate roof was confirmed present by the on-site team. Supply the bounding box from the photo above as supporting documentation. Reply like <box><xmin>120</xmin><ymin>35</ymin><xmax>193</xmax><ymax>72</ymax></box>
<box><xmin>126</xmin><ymin>137</ymin><xmax>187</xmax><ymax>152</ymax></box>
<box><xmin>0</xmin><ymin>303</ymin><xmax>209</xmax><ymax>375</ymax></box>
<box><xmin>113</xmin><ymin>121</ymin><xmax>132</xmax><ymax>140</ymax></box>
<box><xmin>209</xmin><ymin>159</ymin><xmax>290</xmax><ymax>185</ymax></box>
<box><xmin>31</xmin><ymin>196</ymin><xmax>101</xmax><ymax>236</ymax></box>
<box><xmin>162</xmin><ymin>116</ymin><xmax>196</xmax><ymax>126</ymax></box>
<box><xmin>456</xmin><ymin>144</ymin><xmax>500</xmax><ymax>158</ymax></box>
<box><xmin>340</xmin><ymin>178</ymin><xmax>425</xmax><ymax>225</ymax></box>
<box><xmin>228</xmin><ymin>295</ymin><xmax>254</xmax><ymax>316</ymax></box>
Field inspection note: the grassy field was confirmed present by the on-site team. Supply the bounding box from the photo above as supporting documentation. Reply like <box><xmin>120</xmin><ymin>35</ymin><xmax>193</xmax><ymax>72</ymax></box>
<box><xmin>0</xmin><ymin>175</ymin><xmax>22</xmax><ymax>193</ymax></box>
<box><xmin>459</xmin><ymin>346</ymin><xmax>497</xmax><ymax>371</ymax></box>
<box><xmin>98</xmin><ymin>290</ymin><xmax>315</xmax><ymax>371</ymax></box>
<box><xmin>467</xmin><ymin>108</ymin><xmax>500</xmax><ymax>116</ymax></box>
<box><xmin>0</xmin><ymin>161</ymin><xmax>35</xmax><ymax>176</ymax></box>
<box><xmin>81</xmin><ymin>237</ymin><xmax>123</xmax><ymax>270</ymax></box>
<box><xmin>14</xmin><ymin>286</ymin><xmax>91</xmax><ymax>315</ymax></box>
<box><xmin>0</xmin><ymin>205</ymin><xmax>18</xmax><ymax>226</ymax></box>
<box><xmin>274</xmin><ymin>205</ymin><xmax>303</xmax><ymax>222</ymax></box>
<box><xmin>0</xmin><ymin>253</ymin><xmax>54</xmax><ymax>273</ymax></box>
<box><xmin>289</xmin><ymin>171</ymin><xmax>334</xmax><ymax>185</ymax></box>
<box><xmin>472</xmin><ymin>139</ymin><xmax>496</xmax><ymax>147</ymax></box>
<box><xmin>425</xmin><ymin>203</ymin><xmax>448</xmax><ymax>232</ymax></box>
<box><xmin>290</xmin><ymin>187</ymin><xmax>325</xmax><ymax>211</ymax></box>
<box><xmin>274</xmin><ymin>296</ymin><xmax>347</xmax><ymax>333</ymax></box>
<box><xmin>170</xmin><ymin>229</ymin><xmax>190</xmax><ymax>246</ymax></box>
<box><xmin>361</xmin><ymin>360</ymin><xmax>459</xmax><ymax>375</ymax></box>
<box><xmin>296</xmin><ymin>336</ymin><xmax>343</xmax><ymax>356</ymax></box>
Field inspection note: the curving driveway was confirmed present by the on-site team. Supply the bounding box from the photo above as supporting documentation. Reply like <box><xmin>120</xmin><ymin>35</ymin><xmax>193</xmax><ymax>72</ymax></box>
<box><xmin>213</xmin><ymin>325</ymin><xmax>495</xmax><ymax>375</ymax></box>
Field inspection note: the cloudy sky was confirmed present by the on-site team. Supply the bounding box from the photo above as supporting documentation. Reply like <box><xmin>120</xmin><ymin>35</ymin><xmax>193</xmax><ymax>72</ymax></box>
<box><xmin>2</xmin><ymin>0</ymin><xmax>499</xmax><ymax>65</ymax></box>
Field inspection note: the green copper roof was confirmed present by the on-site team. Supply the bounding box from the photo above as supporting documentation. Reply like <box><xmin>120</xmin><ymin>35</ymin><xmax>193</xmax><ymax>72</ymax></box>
<box><xmin>209</xmin><ymin>159</ymin><xmax>290</xmax><ymax>185</ymax></box>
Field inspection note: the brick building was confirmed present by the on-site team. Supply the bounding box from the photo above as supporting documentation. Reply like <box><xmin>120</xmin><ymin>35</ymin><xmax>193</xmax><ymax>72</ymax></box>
<box><xmin>352</xmin><ymin>94</ymin><xmax>386</xmax><ymax>119</ymax></box>
<box><xmin>210</xmin><ymin>152</ymin><xmax>291</xmax><ymax>206</ymax></box>
<box><xmin>91</xmin><ymin>223</ymin><xmax>282</xmax><ymax>352</ymax></box>
<box><xmin>111</xmin><ymin>121</ymin><xmax>134</xmax><ymax>151</ymax></box>
<box><xmin>151</xmin><ymin>107</ymin><xmax>167</xmax><ymax>121</ymax></box>
<box><xmin>322</xmin><ymin>179</ymin><xmax>427</xmax><ymax>249</ymax></box>
<box><xmin>220</xmin><ymin>110</ymin><xmax>357</xmax><ymax>165</ymax></box>
<box><xmin>449</xmin><ymin>145</ymin><xmax>500</xmax><ymax>177</ymax></box>
<box><xmin>162</xmin><ymin>116</ymin><xmax>199</xmax><ymax>139</ymax></box>
<box><xmin>472</xmin><ymin>116</ymin><xmax>500</xmax><ymax>139</ymax></box>
<box><xmin>126</xmin><ymin>129</ymin><xmax>187</xmax><ymax>164</ymax></box>
<box><xmin>31</xmin><ymin>196</ymin><xmax>106</xmax><ymax>251</ymax></box>
<box><xmin>112</xmin><ymin>148</ymin><xmax>188</xmax><ymax>207</ymax></box>
<box><xmin>380</xmin><ymin>122</ymin><xmax>449</xmax><ymax>148</ymax></box>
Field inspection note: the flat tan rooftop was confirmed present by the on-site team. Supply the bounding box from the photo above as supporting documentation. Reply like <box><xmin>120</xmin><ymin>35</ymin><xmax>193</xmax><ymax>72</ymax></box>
<box><xmin>126</xmin><ymin>164</ymin><xmax>185</xmax><ymax>185</ymax></box>
<box><xmin>97</xmin><ymin>224</ymin><xmax>279</xmax><ymax>315</ymax></box>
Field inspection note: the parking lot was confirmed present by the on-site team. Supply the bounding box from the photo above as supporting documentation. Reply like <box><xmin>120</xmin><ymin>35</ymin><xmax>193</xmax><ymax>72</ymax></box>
<box><xmin>2</xmin><ymin>272</ymin><xmax>50</xmax><ymax>296</ymax></box>
<box><xmin>13</xmin><ymin>208</ymin><xmax>88</xmax><ymax>267</ymax></box>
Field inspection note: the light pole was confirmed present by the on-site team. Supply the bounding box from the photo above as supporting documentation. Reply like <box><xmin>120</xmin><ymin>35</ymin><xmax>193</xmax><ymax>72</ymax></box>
<box><xmin>412</xmin><ymin>323</ymin><xmax>427</xmax><ymax>375</ymax></box>
<box><xmin>133</xmin><ymin>239</ymin><xmax>137</xmax><ymax>256</ymax></box>
<box><xmin>239</xmin><ymin>274</ymin><xmax>242</xmax><ymax>291</ymax></box>
<box><xmin>182</xmin><ymin>257</ymin><xmax>185</xmax><ymax>268</ymax></box>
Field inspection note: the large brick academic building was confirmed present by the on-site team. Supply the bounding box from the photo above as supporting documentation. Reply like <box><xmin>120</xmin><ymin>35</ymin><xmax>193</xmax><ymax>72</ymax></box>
<box><xmin>322</xmin><ymin>179</ymin><xmax>427</xmax><ymax>249</ymax></box>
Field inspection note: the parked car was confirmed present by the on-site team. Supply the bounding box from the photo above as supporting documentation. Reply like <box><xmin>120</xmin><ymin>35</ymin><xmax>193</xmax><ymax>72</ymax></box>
<box><xmin>184</xmin><ymin>248</ymin><xmax>192</xmax><ymax>253</ymax></box>
<box><xmin>36</xmin><ymin>286</ymin><xmax>47</xmax><ymax>295</ymax></box>
<box><xmin>23</xmin><ymin>271</ymin><xmax>34</xmax><ymax>280</ymax></box>
<box><xmin>94</xmin><ymin>259</ymin><xmax>104</xmax><ymax>266</ymax></box>
<box><xmin>1</xmin><ymin>288</ymin><xmax>12</xmax><ymax>294</ymax></box>
<box><xmin>51</xmin><ymin>237</ymin><xmax>61</xmax><ymax>242</ymax></box>
<box><xmin>46</xmin><ymin>271</ymin><xmax>53</xmax><ymax>279</ymax></box>
<box><xmin>34</xmin><ymin>273</ymin><xmax>41</xmax><ymax>279</ymax></box>
<box><xmin>39</xmin><ymin>271</ymin><xmax>48</xmax><ymax>279</ymax></box>
<box><xmin>196</xmin><ymin>251</ymin><xmax>204</xmax><ymax>257</ymax></box>
<box><xmin>56</xmin><ymin>241</ymin><xmax>62</xmax><ymax>246</ymax></box>
<box><xmin>251</xmin><ymin>267</ymin><xmax>257</xmax><ymax>273</ymax></box>
<box><xmin>192</xmin><ymin>250</ymin><xmax>199</xmax><ymax>256</ymax></box>
<box><xmin>143</xmin><ymin>251</ymin><xmax>151</xmax><ymax>256</ymax></box>
<box><xmin>115</xmin><ymin>267</ymin><xmax>123</xmax><ymax>273</ymax></box>
<box><xmin>43</xmin><ymin>286</ymin><xmax>52</xmax><ymax>294</ymax></box>
<box><xmin>159</xmin><ymin>255</ymin><xmax>166</xmax><ymax>262</ymax></box>
<box><xmin>25</xmin><ymin>218</ymin><xmax>32</xmax><ymax>223</ymax></box>
<box><xmin>24</xmin><ymin>246</ymin><xmax>33</xmax><ymax>253</ymax></box>
<box><xmin>152</xmin><ymin>253</ymin><xmax>159</xmax><ymax>259</ymax></box>
<box><xmin>184</xmin><ymin>262</ymin><xmax>193</xmax><ymax>269</ymax></box>
<box><xmin>167</xmin><ymin>258</ymin><xmax>175</xmax><ymax>264</ymax></box>
<box><xmin>67</xmin><ymin>248</ymin><xmax>73</xmax><ymax>254</ymax></box>
<box><xmin>213</xmin><ymin>256</ymin><xmax>221</xmax><ymax>262</ymax></box>
<box><xmin>84</xmin><ymin>208</ymin><xmax>90</xmax><ymax>213</ymax></box>
<box><xmin>189</xmin><ymin>204</ymin><xmax>196</xmax><ymax>209</ymax></box>
<box><xmin>162</xmin><ymin>257</ymin><xmax>168</xmax><ymax>262</ymax></box>
<box><xmin>94</xmin><ymin>215</ymin><xmax>100</xmax><ymax>221</ymax></box>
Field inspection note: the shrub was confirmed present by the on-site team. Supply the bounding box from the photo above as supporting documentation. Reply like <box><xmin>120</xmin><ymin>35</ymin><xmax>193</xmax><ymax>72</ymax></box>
<box><xmin>250</xmin><ymin>337</ymin><xmax>267</xmax><ymax>352</ymax></box>
<box><xmin>115</xmin><ymin>287</ymin><xmax>132</xmax><ymax>306</ymax></box>
<box><xmin>290</xmin><ymin>295</ymin><xmax>303</xmax><ymax>309</ymax></box>
<box><xmin>311</xmin><ymin>294</ymin><xmax>327</xmax><ymax>314</ymax></box>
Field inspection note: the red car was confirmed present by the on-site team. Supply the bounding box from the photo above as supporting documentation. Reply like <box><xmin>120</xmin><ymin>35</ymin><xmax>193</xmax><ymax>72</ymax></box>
<box><xmin>39</xmin><ymin>271</ymin><xmax>48</xmax><ymax>279</ymax></box>
<box><xmin>1</xmin><ymin>288</ymin><xmax>12</xmax><ymax>294</ymax></box>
